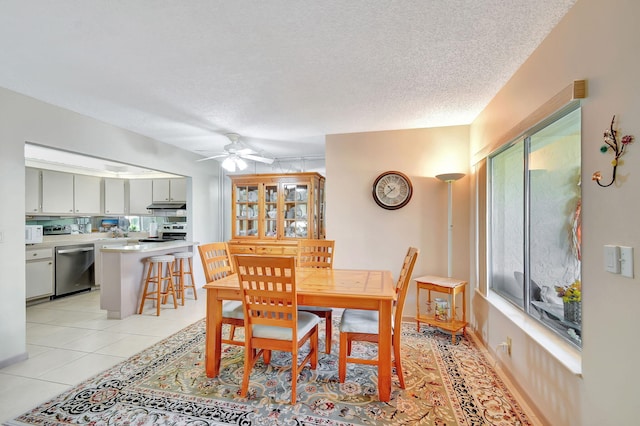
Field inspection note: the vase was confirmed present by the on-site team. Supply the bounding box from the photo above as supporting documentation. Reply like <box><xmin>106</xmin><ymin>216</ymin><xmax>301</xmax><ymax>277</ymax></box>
<box><xmin>563</xmin><ymin>301</ymin><xmax>581</xmax><ymax>323</ymax></box>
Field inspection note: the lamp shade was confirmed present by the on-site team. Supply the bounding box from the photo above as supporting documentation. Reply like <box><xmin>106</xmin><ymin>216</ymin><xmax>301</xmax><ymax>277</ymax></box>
<box><xmin>436</xmin><ymin>173</ymin><xmax>465</xmax><ymax>182</ymax></box>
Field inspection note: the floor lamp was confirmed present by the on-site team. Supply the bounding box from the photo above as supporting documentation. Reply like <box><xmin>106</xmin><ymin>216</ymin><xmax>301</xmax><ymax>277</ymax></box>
<box><xmin>436</xmin><ymin>173</ymin><xmax>465</xmax><ymax>278</ymax></box>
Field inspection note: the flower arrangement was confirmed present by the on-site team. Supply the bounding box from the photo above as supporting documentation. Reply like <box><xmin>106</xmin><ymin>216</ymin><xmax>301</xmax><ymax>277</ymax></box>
<box><xmin>554</xmin><ymin>280</ymin><xmax>581</xmax><ymax>303</ymax></box>
<box><xmin>592</xmin><ymin>115</ymin><xmax>634</xmax><ymax>187</ymax></box>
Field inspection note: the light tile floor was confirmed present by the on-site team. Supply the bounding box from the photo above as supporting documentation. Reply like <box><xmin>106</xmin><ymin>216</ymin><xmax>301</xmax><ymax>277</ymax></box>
<box><xmin>0</xmin><ymin>288</ymin><xmax>206</xmax><ymax>423</ymax></box>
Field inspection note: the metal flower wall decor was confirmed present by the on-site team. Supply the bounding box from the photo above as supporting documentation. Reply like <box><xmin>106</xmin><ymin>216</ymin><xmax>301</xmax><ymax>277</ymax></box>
<box><xmin>592</xmin><ymin>115</ymin><xmax>634</xmax><ymax>187</ymax></box>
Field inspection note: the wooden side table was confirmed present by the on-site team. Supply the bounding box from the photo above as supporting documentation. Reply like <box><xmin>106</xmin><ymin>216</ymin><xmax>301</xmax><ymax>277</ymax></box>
<box><xmin>415</xmin><ymin>275</ymin><xmax>468</xmax><ymax>343</ymax></box>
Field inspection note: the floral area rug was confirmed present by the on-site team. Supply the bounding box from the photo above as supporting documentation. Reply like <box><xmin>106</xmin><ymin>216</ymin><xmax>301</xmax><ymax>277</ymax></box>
<box><xmin>7</xmin><ymin>319</ymin><xmax>535</xmax><ymax>426</ymax></box>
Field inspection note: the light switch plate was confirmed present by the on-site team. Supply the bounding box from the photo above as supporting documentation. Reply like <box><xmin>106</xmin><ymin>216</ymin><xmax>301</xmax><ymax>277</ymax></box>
<box><xmin>605</xmin><ymin>245</ymin><xmax>620</xmax><ymax>274</ymax></box>
<box><xmin>620</xmin><ymin>246</ymin><xmax>634</xmax><ymax>278</ymax></box>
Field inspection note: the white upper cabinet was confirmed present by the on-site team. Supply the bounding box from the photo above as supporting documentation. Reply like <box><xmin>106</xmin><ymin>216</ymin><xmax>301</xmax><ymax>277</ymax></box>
<box><xmin>152</xmin><ymin>178</ymin><xmax>186</xmax><ymax>203</ymax></box>
<box><xmin>41</xmin><ymin>171</ymin><xmax>101</xmax><ymax>215</ymax></box>
<box><xmin>73</xmin><ymin>175</ymin><xmax>101</xmax><ymax>214</ymax></box>
<box><xmin>128</xmin><ymin>179</ymin><xmax>153</xmax><ymax>214</ymax></box>
<box><xmin>42</xmin><ymin>170</ymin><xmax>74</xmax><ymax>214</ymax></box>
<box><xmin>25</xmin><ymin>167</ymin><xmax>41</xmax><ymax>213</ymax></box>
<box><xmin>28</xmin><ymin>169</ymin><xmax>185</xmax><ymax>216</ymax></box>
<box><xmin>169</xmin><ymin>178</ymin><xmax>187</xmax><ymax>202</ymax></box>
<box><xmin>104</xmin><ymin>178</ymin><xmax>126</xmax><ymax>215</ymax></box>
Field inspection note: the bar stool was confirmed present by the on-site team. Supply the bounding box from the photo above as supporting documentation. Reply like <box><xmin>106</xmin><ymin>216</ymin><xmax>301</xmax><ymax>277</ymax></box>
<box><xmin>139</xmin><ymin>255</ymin><xmax>178</xmax><ymax>316</ymax></box>
<box><xmin>172</xmin><ymin>251</ymin><xmax>197</xmax><ymax>305</ymax></box>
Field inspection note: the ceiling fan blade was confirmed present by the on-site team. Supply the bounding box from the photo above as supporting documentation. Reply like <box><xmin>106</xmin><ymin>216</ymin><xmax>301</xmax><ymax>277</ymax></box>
<box><xmin>196</xmin><ymin>154</ymin><xmax>227</xmax><ymax>162</ymax></box>
<box><xmin>242</xmin><ymin>153</ymin><xmax>274</xmax><ymax>164</ymax></box>
<box><xmin>234</xmin><ymin>147</ymin><xmax>255</xmax><ymax>155</ymax></box>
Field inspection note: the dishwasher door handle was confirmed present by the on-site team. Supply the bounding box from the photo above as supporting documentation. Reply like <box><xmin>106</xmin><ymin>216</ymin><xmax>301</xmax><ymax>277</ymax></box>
<box><xmin>57</xmin><ymin>247</ymin><xmax>95</xmax><ymax>254</ymax></box>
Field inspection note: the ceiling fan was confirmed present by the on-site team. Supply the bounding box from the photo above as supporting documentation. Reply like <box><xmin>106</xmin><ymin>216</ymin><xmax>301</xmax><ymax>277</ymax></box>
<box><xmin>197</xmin><ymin>133</ymin><xmax>274</xmax><ymax>172</ymax></box>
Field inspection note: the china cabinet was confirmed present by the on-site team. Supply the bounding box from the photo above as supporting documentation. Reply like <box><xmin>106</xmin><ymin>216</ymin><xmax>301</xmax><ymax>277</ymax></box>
<box><xmin>227</xmin><ymin>172</ymin><xmax>325</xmax><ymax>253</ymax></box>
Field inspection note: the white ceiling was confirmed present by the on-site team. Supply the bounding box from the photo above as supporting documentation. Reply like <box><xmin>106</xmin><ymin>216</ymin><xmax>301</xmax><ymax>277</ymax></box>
<box><xmin>2</xmin><ymin>0</ymin><xmax>576</xmax><ymax>163</ymax></box>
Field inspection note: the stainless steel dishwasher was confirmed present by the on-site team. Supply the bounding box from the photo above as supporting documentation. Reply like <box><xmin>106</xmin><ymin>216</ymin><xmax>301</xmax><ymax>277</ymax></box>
<box><xmin>54</xmin><ymin>244</ymin><xmax>95</xmax><ymax>297</ymax></box>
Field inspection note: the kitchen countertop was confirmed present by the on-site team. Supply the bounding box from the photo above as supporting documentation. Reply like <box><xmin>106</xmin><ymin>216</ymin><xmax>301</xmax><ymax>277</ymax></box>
<box><xmin>100</xmin><ymin>240</ymin><xmax>198</xmax><ymax>253</ymax></box>
<box><xmin>25</xmin><ymin>233</ymin><xmax>150</xmax><ymax>250</ymax></box>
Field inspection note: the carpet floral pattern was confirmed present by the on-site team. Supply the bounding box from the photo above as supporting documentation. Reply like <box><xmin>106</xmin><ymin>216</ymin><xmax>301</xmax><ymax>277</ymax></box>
<box><xmin>7</xmin><ymin>319</ymin><xmax>534</xmax><ymax>425</ymax></box>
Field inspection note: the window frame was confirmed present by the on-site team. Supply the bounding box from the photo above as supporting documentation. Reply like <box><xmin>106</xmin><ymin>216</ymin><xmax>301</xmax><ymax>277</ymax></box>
<box><xmin>486</xmin><ymin>102</ymin><xmax>582</xmax><ymax>349</ymax></box>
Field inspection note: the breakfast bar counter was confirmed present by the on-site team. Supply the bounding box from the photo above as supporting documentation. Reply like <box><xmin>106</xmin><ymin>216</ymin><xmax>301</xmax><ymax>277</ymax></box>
<box><xmin>100</xmin><ymin>240</ymin><xmax>198</xmax><ymax>319</ymax></box>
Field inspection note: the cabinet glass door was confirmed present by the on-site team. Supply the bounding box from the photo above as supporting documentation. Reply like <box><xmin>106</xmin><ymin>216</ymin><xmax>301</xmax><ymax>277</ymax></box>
<box><xmin>264</xmin><ymin>184</ymin><xmax>278</xmax><ymax>238</ymax></box>
<box><xmin>235</xmin><ymin>184</ymin><xmax>259</xmax><ymax>237</ymax></box>
<box><xmin>315</xmin><ymin>179</ymin><xmax>324</xmax><ymax>239</ymax></box>
<box><xmin>282</xmin><ymin>183</ymin><xmax>309</xmax><ymax>238</ymax></box>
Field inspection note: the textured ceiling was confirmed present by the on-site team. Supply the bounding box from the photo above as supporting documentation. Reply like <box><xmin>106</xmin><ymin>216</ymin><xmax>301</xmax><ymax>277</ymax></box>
<box><xmin>1</xmin><ymin>0</ymin><xmax>576</xmax><ymax>161</ymax></box>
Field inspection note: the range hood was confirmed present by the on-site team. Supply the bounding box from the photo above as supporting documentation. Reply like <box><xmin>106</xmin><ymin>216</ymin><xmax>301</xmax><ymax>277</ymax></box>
<box><xmin>146</xmin><ymin>203</ymin><xmax>187</xmax><ymax>210</ymax></box>
<box><xmin>146</xmin><ymin>203</ymin><xmax>187</xmax><ymax>217</ymax></box>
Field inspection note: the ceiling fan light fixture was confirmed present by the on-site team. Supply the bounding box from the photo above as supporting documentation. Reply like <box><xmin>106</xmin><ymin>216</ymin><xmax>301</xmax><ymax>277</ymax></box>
<box><xmin>236</xmin><ymin>157</ymin><xmax>248</xmax><ymax>170</ymax></box>
<box><xmin>198</xmin><ymin>133</ymin><xmax>274</xmax><ymax>167</ymax></box>
<box><xmin>221</xmin><ymin>156</ymin><xmax>236</xmax><ymax>172</ymax></box>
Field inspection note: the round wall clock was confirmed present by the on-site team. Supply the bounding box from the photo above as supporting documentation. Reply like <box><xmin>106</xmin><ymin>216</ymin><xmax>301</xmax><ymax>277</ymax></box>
<box><xmin>372</xmin><ymin>171</ymin><xmax>413</xmax><ymax>210</ymax></box>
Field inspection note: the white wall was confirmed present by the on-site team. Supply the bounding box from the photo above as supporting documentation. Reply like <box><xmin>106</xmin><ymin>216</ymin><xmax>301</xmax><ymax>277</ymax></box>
<box><xmin>326</xmin><ymin>126</ymin><xmax>470</xmax><ymax>319</ymax></box>
<box><xmin>470</xmin><ymin>0</ymin><xmax>640</xmax><ymax>424</ymax></box>
<box><xmin>0</xmin><ymin>87</ymin><xmax>222</xmax><ymax>366</ymax></box>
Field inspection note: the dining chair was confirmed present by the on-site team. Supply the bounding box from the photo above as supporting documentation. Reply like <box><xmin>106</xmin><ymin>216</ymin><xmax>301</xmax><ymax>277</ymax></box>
<box><xmin>338</xmin><ymin>246</ymin><xmax>419</xmax><ymax>389</ymax></box>
<box><xmin>198</xmin><ymin>242</ymin><xmax>244</xmax><ymax>345</ymax></box>
<box><xmin>297</xmin><ymin>239</ymin><xmax>335</xmax><ymax>354</ymax></box>
<box><xmin>233</xmin><ymin>255</ymin><xmax>320</xmax><ymax>404</ymax></box>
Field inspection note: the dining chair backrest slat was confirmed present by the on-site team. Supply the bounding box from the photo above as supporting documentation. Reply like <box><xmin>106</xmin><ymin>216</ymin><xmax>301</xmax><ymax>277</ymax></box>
<box><xmin>234</xmin><ymin>255</ymin><xmax>298</xmax><ymax>332</ymax></box>
<box><xmin>198</xmin><ymin>242</ymin><xmax>234</xmax><ymax>282</ymax></box>
<box><xmin>297</xmin><ymin>239</ymin><xmax>335</xmax><ymax>268</ymax></box>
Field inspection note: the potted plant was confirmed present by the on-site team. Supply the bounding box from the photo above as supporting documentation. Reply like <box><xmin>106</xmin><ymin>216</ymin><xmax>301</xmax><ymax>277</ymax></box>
<box><xmin>555</xmin><ymin>280</ymin><xmax>581</xmax><ymax>323</ymax></box>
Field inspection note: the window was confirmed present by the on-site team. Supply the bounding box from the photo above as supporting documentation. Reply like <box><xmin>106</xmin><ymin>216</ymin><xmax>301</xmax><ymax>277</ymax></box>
<box><xmin>488</xmin><ymin>106</ymin><xmax>581</xmax><ymax>347</ymax></box>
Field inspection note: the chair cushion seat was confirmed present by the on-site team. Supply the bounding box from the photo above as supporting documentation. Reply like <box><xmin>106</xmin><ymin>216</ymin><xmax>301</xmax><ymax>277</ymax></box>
<box><xmin>252</xmin><ymin>311</ymin><xmax>320</xmax><ymax>340</ymax></box>
<box><xmin>340</xmin><ymin>309</ymin><xmax>396</xmax><ymax>334</ymax></box>
<box><xmin>222</xmin><ymin>300</ymin><xmax>244</xmax><ymax>319</ymax></box>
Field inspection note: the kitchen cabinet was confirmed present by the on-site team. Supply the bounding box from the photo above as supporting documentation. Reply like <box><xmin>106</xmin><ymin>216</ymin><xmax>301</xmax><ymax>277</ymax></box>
<box><xmin>74</xmin><ymin>174</ymin><xmax>102</xmax><ymax>214</ymax></box>
<box><xmin>41</xmin><ymin>170</ymin><xmax>101</xmax><ymax>215</ymax></box>
<box><xmin>228</xmin><ymin>172</ymin><xmax>325</xmax><ymax>242</ymax></box>
<box><xmin>104</xmin><ymin>178</ymin><xmax>126</xmax><ymax>215</ymax></box>
<box><xmin>25</xmin><ymin>167</ymin><xmax>41</xmax><ymax>213</ymax></box>
<box><xmin>128</xmin><ymin>179</ymin><xmax>153</xmax><ymax>214</ymax></box>
<box><xmin>42</xmin><ymin>170</ymin><xmax>74</xmax><ymax>213</ymax></box>
<box><xmin>152</xmin><ymin>178</ymin><xmax>186</xmax><ymax>203</ymax></box>
<box><xmin>26</xmin><ymin>247</ymin><xmax>54</xmax><ymax>301</ymax></box>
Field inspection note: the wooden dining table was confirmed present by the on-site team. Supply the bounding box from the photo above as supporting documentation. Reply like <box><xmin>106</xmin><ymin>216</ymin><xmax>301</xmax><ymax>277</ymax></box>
<box><xmin>203</xmin><ymin>267</ymin><xmax>396</xmax><ymax>402</ymax></box>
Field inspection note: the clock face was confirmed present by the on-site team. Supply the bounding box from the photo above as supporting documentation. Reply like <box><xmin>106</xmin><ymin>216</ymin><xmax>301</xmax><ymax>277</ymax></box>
<box><xmin>372</xmin><ymin>171</ymin><xmax>413</xmax><ymax>210</ymax></box>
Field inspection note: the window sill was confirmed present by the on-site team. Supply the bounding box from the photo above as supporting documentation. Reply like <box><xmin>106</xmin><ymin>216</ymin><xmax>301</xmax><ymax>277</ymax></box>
<box><xmin>485</xmin><ymin>290</ymin><xmax>583</xmax><ymax>377</ymax></box>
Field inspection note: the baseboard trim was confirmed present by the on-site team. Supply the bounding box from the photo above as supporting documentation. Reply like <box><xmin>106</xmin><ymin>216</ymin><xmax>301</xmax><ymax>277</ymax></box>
<box><xmin>0</xmin><ymin>351</ymin><xmax>28</xmax><ymax>369</ymax></box>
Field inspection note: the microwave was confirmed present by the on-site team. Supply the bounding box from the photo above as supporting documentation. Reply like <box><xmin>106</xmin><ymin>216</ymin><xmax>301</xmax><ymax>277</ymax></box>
<box><xmin>25</xmin><ymin>225</ymin><xmax>43</xmax><ymax>244</ymax></box>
